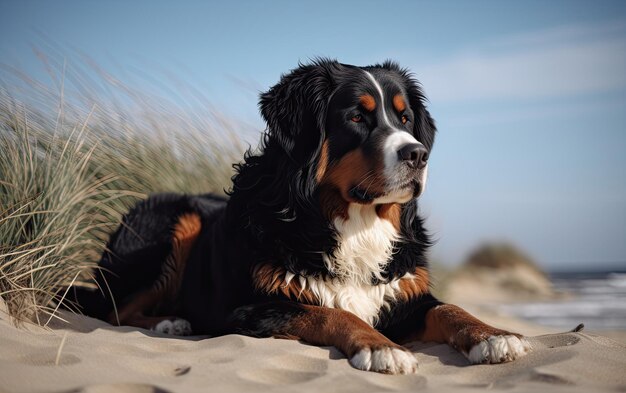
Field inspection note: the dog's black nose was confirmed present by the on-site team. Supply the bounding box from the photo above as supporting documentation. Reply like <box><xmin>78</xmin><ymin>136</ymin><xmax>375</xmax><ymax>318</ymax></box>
<box><xmin>397</xmin><ymin>143</ymin><xmax>428</xmax><ymax>169</ymax></box>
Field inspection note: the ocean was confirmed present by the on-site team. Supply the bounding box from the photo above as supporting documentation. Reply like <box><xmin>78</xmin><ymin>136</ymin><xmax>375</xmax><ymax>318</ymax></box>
<box><xmin>496</xmin><ymin>271</ymin><xmax>626</xmax><ymax>331</ymax></box>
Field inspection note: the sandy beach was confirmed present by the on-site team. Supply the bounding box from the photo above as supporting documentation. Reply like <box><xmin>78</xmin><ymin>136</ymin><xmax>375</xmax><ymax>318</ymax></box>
<box><xmin>1</xmin><ymin>302</ymin><xmax>625</xmax><ymax>393</ymax></box>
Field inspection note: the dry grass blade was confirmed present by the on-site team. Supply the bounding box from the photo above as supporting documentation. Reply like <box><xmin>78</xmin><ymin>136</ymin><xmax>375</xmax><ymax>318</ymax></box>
<box><xmin>0</xmin><ymin>51</ymin><xmax>245</xmax><ymax>327</ymax></box>
<box><xmin>55</xmin><ymin>331</ymin><xmax>68</xmax><ymax>366</ymax></box>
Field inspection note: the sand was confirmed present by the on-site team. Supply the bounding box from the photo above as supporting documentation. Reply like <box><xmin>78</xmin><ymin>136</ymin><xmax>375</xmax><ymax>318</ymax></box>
<box><xmin>1</xmin><ymin>306</ymin><xmax>625</xmax><ymax>393</ymax></box>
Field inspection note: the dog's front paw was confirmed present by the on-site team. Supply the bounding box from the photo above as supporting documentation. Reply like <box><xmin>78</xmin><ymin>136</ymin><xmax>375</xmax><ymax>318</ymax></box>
<box><xmin>349</xmin><ymin>346</ymin><xmax>418</xmax><ymax>374</ymax></box>
<box><xmin>467</xmin><ymin>335</ymin><xmax>531</xmax><ymax>364</ymax></box>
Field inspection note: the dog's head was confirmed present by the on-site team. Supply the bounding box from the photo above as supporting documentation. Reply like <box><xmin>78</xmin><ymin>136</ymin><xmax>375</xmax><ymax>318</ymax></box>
<box><xmin>259</xmin><ymin>59</ymin><xmax>436</xmax><ymax>216</ymax></box>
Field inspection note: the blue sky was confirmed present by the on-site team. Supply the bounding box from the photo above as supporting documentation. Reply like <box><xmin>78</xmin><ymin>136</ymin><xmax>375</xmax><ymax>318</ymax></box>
<box><xmin>1</xmin><ymin>1</ymin><xmax>625</xmax><ymax>271</ymax></box>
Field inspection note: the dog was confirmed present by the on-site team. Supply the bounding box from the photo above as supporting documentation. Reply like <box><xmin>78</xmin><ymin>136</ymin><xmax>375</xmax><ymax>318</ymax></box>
<box><xmin>74</xmin><ymin>59</ymin><xmax>530</xmax><ymax>374</ymax></box>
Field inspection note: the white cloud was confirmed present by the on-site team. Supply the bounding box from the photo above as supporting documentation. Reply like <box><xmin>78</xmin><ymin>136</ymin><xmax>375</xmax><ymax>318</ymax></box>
<box><xmin>412</xmin><ymin>21</ymin><xmax>626</xmax><ymax>103</ymax></box>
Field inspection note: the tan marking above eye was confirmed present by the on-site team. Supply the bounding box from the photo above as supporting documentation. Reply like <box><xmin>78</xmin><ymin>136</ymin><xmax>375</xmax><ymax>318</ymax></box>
<box><xmin>359</xmin><ymin>95</ymin><xmax>376</xmax><ymax>112</ymax></box>
<box><xmin>393</xmin><ymin>94</ymin><xmax>406</xmax><ymax>112</ymax></box>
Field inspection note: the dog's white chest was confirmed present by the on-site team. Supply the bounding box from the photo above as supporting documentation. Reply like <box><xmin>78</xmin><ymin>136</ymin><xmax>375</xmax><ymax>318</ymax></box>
<box><xmin>303</xmin><ymin>204</ymin><xmax>400</xmax><ymax>325</ymax></box>
<box><xmin>299</xmin><ymin>276</ymin><xmax>402</xmax><ymax>326</ymax></box>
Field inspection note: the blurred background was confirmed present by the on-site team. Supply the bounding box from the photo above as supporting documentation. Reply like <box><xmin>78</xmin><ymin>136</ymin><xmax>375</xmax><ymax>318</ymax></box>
<box><xmin>1</xmin><ymin>1</ymin><xmax>625</xmax><ymax>335</ymax></box>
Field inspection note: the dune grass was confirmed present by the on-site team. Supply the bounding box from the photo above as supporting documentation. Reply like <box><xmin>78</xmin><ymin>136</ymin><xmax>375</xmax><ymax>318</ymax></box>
<box><xmin>0</xmin><ymin>57</ymin><xmax>244</xmax><ymax>326</ymax></box>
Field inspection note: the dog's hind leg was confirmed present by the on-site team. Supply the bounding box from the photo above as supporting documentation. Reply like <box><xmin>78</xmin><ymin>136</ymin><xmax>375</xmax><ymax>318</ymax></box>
<box><xmin>228</xmin><ymin>301</ymin><xmax>419</xmax><ymax>375</ymax></box>
<box><xmin>106</xmin><ymin>212</ymin><xmax>202</xmax><ymax>335</ymax></box>
<box><xmin>73</xmin><ymin>194</ymin><xmax>202</xmax><ymax>321</ymax></box>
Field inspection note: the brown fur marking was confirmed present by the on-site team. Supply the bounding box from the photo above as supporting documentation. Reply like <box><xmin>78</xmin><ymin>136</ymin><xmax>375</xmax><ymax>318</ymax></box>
<box><xmin>359</xmin><ymin>94</ymin><xmax>376</xmax><ymax>112</ymax></box>
<box><xmin>413</xmin><ymin>304</ymin><xmax>520</xmax><ymax>353</ymax></box>
<box><xmin>316</xmin><ymin>140</ymin><xmax>329</xmax><ymax>183</ymax></box>
<box><xmin>396</xmin><ymin>267</ymin><xmax>430</xmax><ymax>302</ymax></box>
<box><xmin>252</xmin><ymin>264</ymin><xmax>317</xmax><ymax>304</ymax></box>
<box><xmin>393</xmin><ymin>94</ymin><xmax>406</xmax><ymax>112</ymax></box>
<box><xmin>154</xmin><ymin>213</ymin><xmax>202</xmax><ymax>298</ymax></box>
<box><xmin>376</xmin><ymin>203</ymin><xmax>402</xmax><ymax>231</ymax></box>
<box><xmin>318</xmin><ymin>186</ymin><xmax>349</xmax><ymax>220</ymax></box>
<box><xmin>321</xmin><ymin>148</ymin><xmax>386</xmax><ymax>205</ymax></box>
<box><xmin>285</xmin><ymin>304</ymin><xmax>408</xmax><ymax>361</ymax></box>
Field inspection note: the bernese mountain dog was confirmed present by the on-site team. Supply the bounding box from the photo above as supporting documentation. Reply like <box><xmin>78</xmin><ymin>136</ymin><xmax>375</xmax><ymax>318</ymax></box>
<box><xmin>74</xmin><ymin>59</ymin><xmax>530</xmax><ymax>374</ymax></box>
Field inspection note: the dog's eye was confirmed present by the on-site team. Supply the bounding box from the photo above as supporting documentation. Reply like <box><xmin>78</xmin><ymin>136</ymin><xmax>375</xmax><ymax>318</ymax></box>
<box><xmin>401</xmin><ymin>115</ymin><xmax>409</xmax><ymax>124</ymax></box>
<box><xmin>351</xmin><ymin>114</ymin><xmax>363</xmax><ymax>123</ymax></box>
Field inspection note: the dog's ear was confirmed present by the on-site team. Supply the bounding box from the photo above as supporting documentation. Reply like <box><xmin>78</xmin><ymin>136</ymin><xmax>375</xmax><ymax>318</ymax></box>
<box><xmin>259</xmin><ymin>60</ymin><xmax>338</xmax><ymax>161</ymax></box>
<box><xmin>381</xmin><ymin>61</ymin><xmax>437</xmax><ymax>151</ymax></box>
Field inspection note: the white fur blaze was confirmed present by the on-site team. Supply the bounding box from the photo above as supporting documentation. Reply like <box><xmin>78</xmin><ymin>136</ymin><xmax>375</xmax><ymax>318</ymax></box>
<box><xmin>152</xmin><ymin>319</ymin><xmax>193</xmax><ymax>336</ymax></box>
<box><xmin>467</xmin><ymin>335</ymin><xmax>531</xmax><ymax>364</ymax></box>
<box><xmin>349</xmin><ymin>347</ymin><xmax>419</xmax><ymax>374</ymax></box>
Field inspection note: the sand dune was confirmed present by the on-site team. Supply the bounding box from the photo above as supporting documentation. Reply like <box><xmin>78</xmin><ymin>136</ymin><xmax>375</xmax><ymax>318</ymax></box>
<box><xmin>1</xmin><ymin>307</ymin><xmax>625</xmax><ymax>393</ymax></box>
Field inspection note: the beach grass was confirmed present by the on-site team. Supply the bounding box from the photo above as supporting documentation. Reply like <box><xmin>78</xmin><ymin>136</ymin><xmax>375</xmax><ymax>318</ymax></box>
<box><xmin>0</xmin><ymin>57</ymin><xmax>243</xmax><ymax>326</ymax></box>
